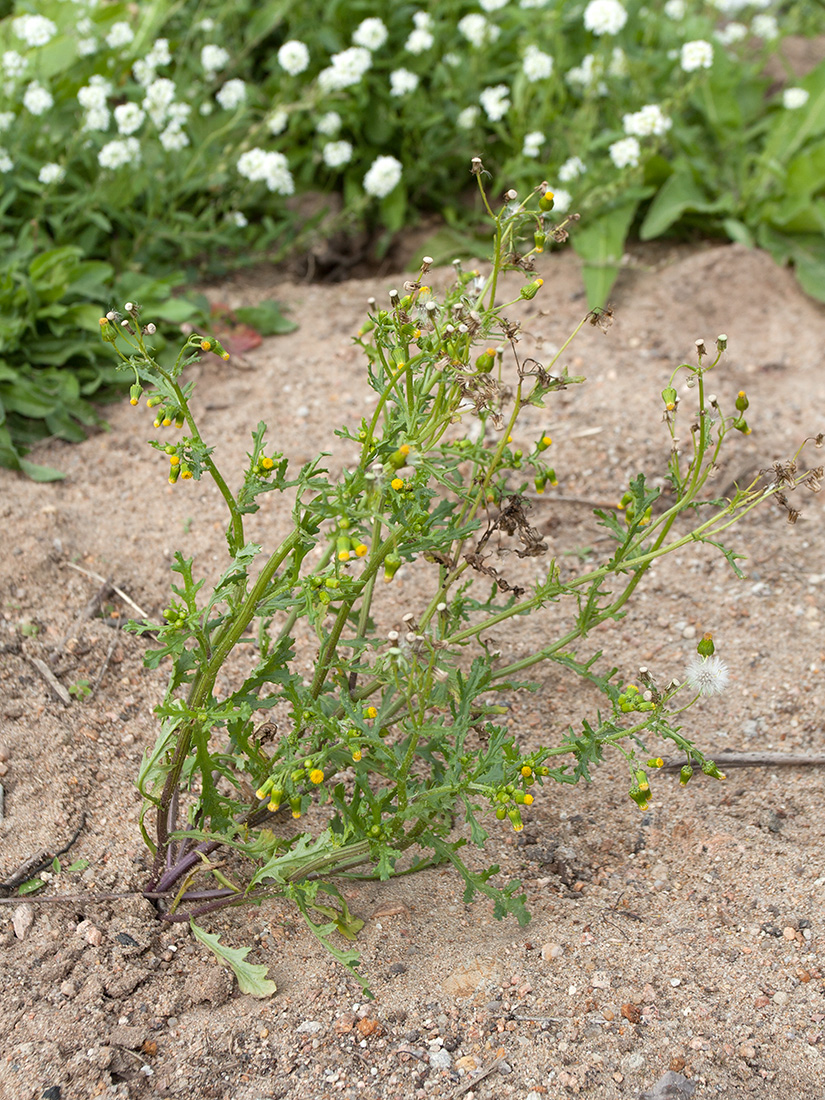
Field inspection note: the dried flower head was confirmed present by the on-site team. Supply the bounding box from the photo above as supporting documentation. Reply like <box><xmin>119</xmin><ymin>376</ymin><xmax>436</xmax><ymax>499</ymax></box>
<box><xmin>685</xmin><ymin>654</ymin><xmax>729</xmax><ymax>696</ymax></box>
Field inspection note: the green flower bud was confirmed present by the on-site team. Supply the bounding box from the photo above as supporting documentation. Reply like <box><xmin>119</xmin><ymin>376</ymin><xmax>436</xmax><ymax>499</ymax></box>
<box><xmin>475</xmin><ymin>348</ymin><xmax>496</xmax><ymax>373</ymax></box>
<box><xmin>733</xmin><ymin>416</ymin><xmax>751</xmax><ymax>435</ymax></box>
<box><xmin>662</xmin><ymin>386</ymin><xmax>678</xmax><ymax>411</ymax></box>
<box><xmin>701</xmin><ymin>760</ymin><xmax>726</xmax><ymax>781</ymax></box>
<box><xmin>384</xmin><ymin>554</ymin><xmax>402</xmax><ymax>583</ymax></box>
<box><xmin>539</xmin><ymin>191</ymin><xmax>555</xmax><ymax>212</ymax></box>
<box><xmin>680</xmin><ymin>764</ymin><xmax>693</xmax><ymax>787</ymax></box>
<box><xmin>519</xmin><ymin>278</ymin><xmax>544</xmax><ymax>300</ymax></box>
<box><xmin>735</xmin><ymin>390</ymin><xmax>749</xmax><ymax>412</ymax></box>
<box><xmin>697</xmin><ymin>632</ymin><xmax>715</xmax><ymax>657</ymax></box>
<box><xmin>534</xmin><ymin>230</ymin><xmax>546</xmax><ymax>251</ymax></box>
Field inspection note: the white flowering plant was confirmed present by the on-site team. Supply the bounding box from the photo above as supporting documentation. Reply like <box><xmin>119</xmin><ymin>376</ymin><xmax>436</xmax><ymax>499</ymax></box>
<box><xmin>99</xmin><ymin>167</ymin><xmax>820</xmax><ymax>995</ymax></box>
<box><xmin>2</xmin><ymin>0</ymin><xmax>825</xmax><ymax>471</ymax></box>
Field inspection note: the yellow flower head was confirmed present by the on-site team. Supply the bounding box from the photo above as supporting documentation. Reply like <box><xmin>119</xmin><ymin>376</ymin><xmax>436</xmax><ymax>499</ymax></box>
<box><xmin>391</xmin><ymin>477</ymin><xmax>404</xmax><ymax>491</ymax></box>
<box><xmin>309</xmin><ymin>768</ymin><xmax>324</xmax><ymax>785</ymax></box>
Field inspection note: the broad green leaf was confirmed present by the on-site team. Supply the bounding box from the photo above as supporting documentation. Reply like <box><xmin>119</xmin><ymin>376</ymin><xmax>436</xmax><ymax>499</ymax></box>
<box><xmin>233</xmin><ymin>301</ymin><xmax>298</xmax><ymax>335</ymax></box>
<box><xmin>640</xmin><ymin>171</ymin><xmax>730</xmax><ymax>240</ymax></box>
<box><xmin>572</xmin><ymin>200</ymin><xmax>639</xmax><ymax>308</ymax></box>
<box><xmin>189</xmin><ymin>920</ymin><xmax>277</xmax><ymax>998</ymax></box>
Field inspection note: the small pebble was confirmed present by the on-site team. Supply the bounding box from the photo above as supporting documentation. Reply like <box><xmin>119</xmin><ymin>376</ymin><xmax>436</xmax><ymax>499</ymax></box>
<box><xmin>540</xmin><ymin>942</ymin><xmax>564</xmax><ymax>961</ymax></box>
<box><xmin>773</xmin><ymin>991</ymin><xmax>789</xmax><ymax>1006</ymax></box>
<box><xmin>428</xmin><ymin>1048</ymin><xmax>452</xmax><ymax>1070</ymax></box>
<box><xmin>12</xmin><ymin>903</ymin><xmax>34</xmax><ymax>940</ymax></box>
<box><xmin>296</xmin><ymin>1020</ymin><xmax>322</xmax><ymax>1034</ymax></box>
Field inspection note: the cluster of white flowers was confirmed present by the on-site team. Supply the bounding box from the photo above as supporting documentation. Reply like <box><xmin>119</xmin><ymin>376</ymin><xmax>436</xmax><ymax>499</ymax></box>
<box><xmin>609</xmin><ymin>135</ymin><xmax>640</xmax><ymax>168</ymax></box>
<box><xmin>78</xmin><ymin>75</ymin><xmax>111</xmax><ymax>130</ymax></box>
<box><xmin>680</xmin><ymin>40</ymin><xmax>713</xmax><ymax>72</ymax></box>
<box><xmin>566</xmin><ymin>53</ymin><xmax>606</xmax><ymax>94</ymax></box>
<box><xmin>663</xmin><ymin>0</ymin><xmax>685</xmax><ymax>16</ymax></box>
<box><xmin>480</xmin><ymin>83</ymin><xmax>510</xmax><ymax>122</ymax></box>
<box><xmin>2</xmin><ymin>50</ymin><xmax>28</xmax><ymax>79</ymax></box>
<box><xmin>13</xmin><ymin>15</ymin><xmax>57</xmax><ymax>48</ymax></box>
<box><xmin>114</xmin><ymin>102</ymin><xmax>145</xmax><ymax>136</ymax></box>
<box><xmin>363</xmin><ymin>155</ymin><xmax>402</xmax><ymax>198</ymax></box>
<box><xmin>457</xmin><ymin>105</ymin><xmax>480</xmax><ymax>129</ymax></box>
<box><xmin>390</xmin><ymin>68</ymin><xmax>419</xmax><ymax>97</ymax></box>
<box><xmin>708</xmin><ymin>0</ymin><xmax>750</xmax><ymax>12</ymax></box>
<box><xmin>143</xmin><ymin>78</ymin><xmax>176</xmax><ymax>126</ymax></box>
<box><xmin>23</xmin><ymin>81</ymin><xmax>54</xmax><ymax>116</ymax></box>
<box><xmin>550</xmin><ymin>188</ymin><xmax>572</xmax><ymax>213</ymax></box>
<box><xmin>0</xmin><ymin>148</ymin><xmax>12</xmax><ymax>172</ymax></box>
<box><xmin>316</xmin><ymin>111</ymin><xmax>342</xmax><ymax>136</ymax></box>
<box><xmin>322</xmin><ymin>140</ymin><xmax>353</xmax><ymax>168</ymax></box>
<box><xmin>147</xmin><ymin>39</ymin><xmax>171</xmax><ymax>67</ymax></box>
<box><xmin>406</xmin><ymin>13</ymin><xmax>434</xmax><ymax>54</ymax></box>
<box><xmin>228</xmin><ymin>211</ymin><xmax>248</xmax><ymax>228</ymax></box>
<box><xmin>623</xmin><ymin>103</ymin><xmax>672</xmax><ymax>137</ymax></box>
<box><xmin>160</xmin><ymin>111</ymin><xmax>190</xmax><ymax>152</ymax></box>
<box><xmin>715</xmin><ymin>22</ymin><xmax>747</xmax><ymax>46</ymax></box>
<box><xmin>277</xmin><ymin>40</ymin><xmax>310</xmax><ymax>75</ymax></box>
<box><xmin>583</xmin><ymin>0</ymin><xmax>627</xmax><ymax>35</ymax></box>
<box><xmin>105</xmin><ymin>21</ymin><xmax>134</xmax><ymax>50</ymax></box>
<box><xmin>0</xmin><ymin>113</ymin><xmax>12</xmax><ymax>132</ymax></box>
<box><xmin>98</xmin><ymin>137</ymin><xmax>141</xmax><ymax>170</ymax></box>
<box><xmin>76</xmin><ymin>16</ymin><xmax>97</xmax><ymax>58</ymax></box>
<box><xmin>522</xmin><ymin>131</ymin><xmax>545</xmax><ymax>158</ymax></box>
<box><xmin>480</xmin><ymin>0</ymin><xmax>509</xmax><ymax>10</ymax></box>
<box><xmin>352</xmin><ymin>18</ymin><xmax>388</xmax><ymax>51</ymax></box>
<box><xmin>523</xmin><ymin>45</ymin><xmax>553</xmax><ymax>82</ymax></box>
<box><xmin>558</xmin><ymin>156</ymin><xmax>586</xmax><ymax>182</ymax></box>
<box><xmin>751</xmin><ymin>14</ymin><xmax>779</xmax><ymax>39</ymax></box>
<box><xmin>318</xmin><ymin>46</ymin><xmax>372</xmax><ymax>92</ymax></box>
<box><xmin>237</xmin><ymin>148</ymin><xmax>294</xmax><ymax>194</ymax></box>
<box><xmin>216</xmin><ymin>79</ymin><xmax>246</xmax><ymax>110</ymax></box>
<box><xmin>458</xmin><ymin>14</ymin><xmax>499</xmax><ymax>48</ymax></box>
<box><xmin>267</xmin><ymin>109</ymin><xmax>289</xmax><ymax>135</ymax></box>
<box><xmin>782</xmin><ymin>87</ymin><xmax>809</xmax><ymax>110</ymax></box>
<box><xmin>38</xmin><ymin>162</ymin><xmax>65</xmax><ymax>185</ymax></box>
<box><xmin>201</xmin><ymin>44</ymin><xmax>230</xmax><ymax>74</ymax></box>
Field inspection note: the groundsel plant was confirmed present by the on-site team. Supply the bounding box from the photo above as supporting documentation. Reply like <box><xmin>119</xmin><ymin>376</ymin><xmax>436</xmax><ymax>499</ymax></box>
<box><xmin>101</xmin><ymin>169</ymin><xmax>820</xmax><ymax>996</ymax></box>
<box><xmin>0</xmin><ymin>0</ymin><xmax>821</xmax><ymax>298</ymax></box>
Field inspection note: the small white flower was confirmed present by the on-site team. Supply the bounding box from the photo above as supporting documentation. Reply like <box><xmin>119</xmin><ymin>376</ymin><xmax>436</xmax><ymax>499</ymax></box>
<box><xmin>413</xmin><ymin>11</ymin><xmax>432</xmax><ymax>29</ymax></box>
<box><xmin>685</xmin><ymin>654</ymin><xmax>730</xmax><ymax>696</ymax></box>
<box><xmin>216</xmin><ymin>79</ymin><xmax>247</xmax><ymax>110</ymax></box>
<box><xmin>316</xmin><ymin>111</ymin><xmax>342</xmax><ymax>136</ymax></box>
<box><xmin>78</xmin><ymin>82</ymin><xmax>108</xmax><ymax>110</ymax></box>
<box><xmin>558</xmin><ymin>155</ymin><xmax>586</xmax><ymax>182</ymax></box>
<box><xmin>143</xmin><ymin>78</ymin><xmax>176</xmax><ymax>125</ymax></box>
<box><xmin>522</xmin><ymin>131</ymin><xmax>544</xmax><ymax>158</ymax></box>
<box><xmin>83</xmin><ymin>106</ymin><xmax>110</xmax><ymax>131</ymax></box>
<box><xmin>201</xmin><ymin>44</ymin><xmax>230</xmax><ymax>74</ymax></box>
<box><xmin>159</xmin><ymin>123</ymin><xmax>189</xmax><ymax>151</ymax></box>
<box><xmin>13</xmin><ymin>15</ymin><xmax>57</xmax><ymax>48</ymax></box>
<box><xmin>680</xmin><ymin>40</ymin><xmax>714</xmax><ymax>72</ymax></box>
<box><xmin>583</xmin><ymin>0</ymin><xmax>628</xmax><ymax>35</ymax></box>
<box><xmin>197</xmin><ymin>17</ymin><xmax>216</xmax><ymax>31</ymax></box>
<box><xmin>623</xmin><ymin>103</ymin><xmax>672</xmax><ymax>137</ymax></box>
<box><xmin>457</xmin><ymin>105</ymin><xmax>480</xmax><ymax>129</ymax></box>
<box><xmin>267</xmin><ymin>108</ymin><xmax>289</xmax><ymax>134</ymax></box>
<box><xmin>133</xmin><ymin>59</ymin><xmax>156</xmax><ymax>87</ymax></box>
<box><xmin>715</xmin><ymin>22</ymin><xmax>748</xmax><ymax>46</ymax></box>
<box><xmin>237</xmin><ymin>148</ymin><xmax>294</xmax><ymax>194</ymax></box>
<box><xmin>147</xmin><ymin>39</ymin><xmax>171</xmax><ymax>67</ymax></box>
<box><xmin>363</xmin><ymin>154</ymin><xmax>402</xmax><ymax>198</ymax></box>
<box><xmin>0</xmin><ymin>148</ymin><xmax>12</xmax><ymax>173</ymax></box>
<box><xmin>228</xmin><ymin>211</ymin><xmax>248</xmax><ymax>227</ymax></box>
<box><xmin>609</xmin><ymin>46</ymin><xmax>628</xmax><ymax>76</ymax></box>
<box><xmin>23</xmin><ymin>81</ymin><xmax>53</xmax><ymax>116</ymax></box>
<box><xmin>277</xmin><ymin>40</ymin><xmax>310</xmax><ymax>75</ymax></box>
<box><xmin>523</xmin><ymin>44</ymin><xmax>553</xmax><ymax>82</ymax></box>
<box><xmin>390</xmin><ymin>68</ymin><xmax>419</xmax><ymax>97</ymax></box>
<box><xmin>480</xmin><ymin>0</ymin><xmax>509</xmax><ymax>9</ymax></box>
<box><xmin>443</xmin><ymin>52</ymin><xmax>461</xmax><ymax>67</ymax></box>
<box><xmin>0</xmin><ymin>112</ymin><xmax>13</xmax><ymax>132</ymax></box>
<box><xmin>782</xmin><ymin>86</ymin><xmax>810</xmax><ymax>110</ymax></box>
<box><xmin>114</xmin><ymin>102</ymin><xmax>145</xmax><ymax>135</ymax></box>
<box><xmin>3</xmin><ymin>51</ymin><xmax>27</xmax><ymax>79</ymax></box>
<box><xmin>98</xmin><ymin>136</ymin><xmax>141</xmax><ymax>170</ymax></box>
<box><xmin>751</xmin><ymin>13</ymin><xmax>779</xmax><ymax>40</ymax></box>
<box><xmin>566</xmin><ymin>53</ymin><xmax>606</xmax><ymax>93</ymax></box>
<box><xmin>199</xmin><ymin>102</ymin><xmax>213</xmax><ymax>116</ymax></box>
<box><xmin>609</xmin><ymin>135</ymin><xmax>641</xmax><ymax>168</ymax></box>
<box><xmin>352</xmin><ymin>17</ymin><xmax>388</xmax><ymax>51</ymax></box>
<box><xmin>77</xmin><ymin>39</ymin><xmax>98</xmax><ymax>57</ymax></box>
<box><xmin>663</xmin><ymin>0</ymin><xmax>685</xmax><ymax>17</ymax></box>
<box><xmin>406</xmin><ymin>28</ymin><xmax>434</xmax><ymax>54</ymax></box>
<box><xmin>521</xmin><ymin>0</ymin><xmax>551</xmax><ymax>6</ymax></box>
<box><xmin>709</xmin><ymin>0</ymin><xmax>749</xmax><ymax>11</ymax></box>
<box><xmin>458</xmin><ymin>14</ymin><xmax>499</xmax><ymax>48</ymax></box>
<box><xmin>168</xmin><ymin>102</ymin><xmax>191</xmax><ymax>126</ymax></box>
<box><xmin>317</xmin><ymin>46</ymin><xmax>372</xmax><ymax>92</ymax></box>
<box><xmin>549</xmin><ymin>187</ymin><xmax>572</xmax><ymax>213</ymax></box>
<box><xmin>322</xmin><ymin>139</ymin><xmax>353</xmax><ymax>168</ymax></box>
<box><xmin>106</xmin><ymin>21</ymin><xmax>134</xmax><ymax>50</ymax></box>
<box><xmin>479</xmin><ymin>83</ymin><xmax>511</xmax><ymax>122</ymax></box>
<box><xmin>38</xmin><ymin>162</ymin><xmax>65</xmax><ymax>185</ymax></box>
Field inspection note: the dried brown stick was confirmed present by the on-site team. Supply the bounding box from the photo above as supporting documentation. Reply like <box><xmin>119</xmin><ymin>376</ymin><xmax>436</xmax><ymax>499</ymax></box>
<box><xmin>661</xmin><ymin>752</ymin><xmax>825</xmax><ymax>772</ymax></box>
<box><xmin>63</xmin><ymin>561</ymin><xmax>151</xmax><ymax>620</ymax></box>
<box><xmin>449</xmin><ymin>1055</ymin><xmax>507</xmax><ymax>1097</ymax></box>
<box><xmin>22</xmin><ymin>652</ymin><xmax>71</xmax><ymax>706</ymax></box>
<box><xmin>0</xmin><ymin>814</ymin><xmax>87</xmax><ymax>895</ymax></box>
<box><xmin>88</xmin><ymin>633</ymin><xmax>119</xmax><ymax>698</ymax></box>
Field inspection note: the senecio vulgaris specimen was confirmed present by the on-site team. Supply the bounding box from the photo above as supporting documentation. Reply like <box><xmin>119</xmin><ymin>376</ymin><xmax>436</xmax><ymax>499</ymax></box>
<box><xmin>100</xmin><ymin>168</ymin><xmax>822</xmax><ymax>996</ymax></box>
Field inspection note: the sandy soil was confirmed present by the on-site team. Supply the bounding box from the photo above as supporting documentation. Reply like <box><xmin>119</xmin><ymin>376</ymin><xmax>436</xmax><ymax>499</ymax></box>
<box><xmin>1</xmin><ymin>239</ymin><xmax>824</xmax><ymax>1100</ymax></box>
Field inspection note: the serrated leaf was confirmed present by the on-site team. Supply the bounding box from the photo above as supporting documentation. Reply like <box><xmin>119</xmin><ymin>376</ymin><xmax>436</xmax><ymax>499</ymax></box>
<box><xmin>189</xmin><ymin>920</ymin><xmax>277</xmax><ymax>997</ymax></box>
